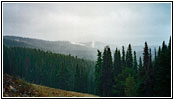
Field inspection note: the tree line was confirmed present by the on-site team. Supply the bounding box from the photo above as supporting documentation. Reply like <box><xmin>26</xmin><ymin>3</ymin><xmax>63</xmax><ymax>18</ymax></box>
<box><xmin>94</xmin><ymin>37</ymin><xmax>171</xmax><ymax>97</ymax></box>
<box><xmin>3</xmin><ymin>37</ymin><xmax>171</xmax><ymax>97</ymax></box>
<box><xmin>3</xmin><ymin>46</ymin><xmax>95</xmax><ymax>94</ymax></box>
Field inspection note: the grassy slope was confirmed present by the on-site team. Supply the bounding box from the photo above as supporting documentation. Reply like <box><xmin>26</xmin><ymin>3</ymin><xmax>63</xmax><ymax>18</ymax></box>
<box><xmin>3</xmin><ymin>74</ymin><xmax>98</xmax><ymax>97</ymax></box>
<box><xmin>32</xmin><ymin>84</ymin><xmax>97</xmax><ymax>97</ymax></box>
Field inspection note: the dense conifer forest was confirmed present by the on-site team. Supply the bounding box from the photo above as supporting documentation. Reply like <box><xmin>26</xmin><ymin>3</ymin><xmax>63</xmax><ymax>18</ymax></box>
<box><xmin>3</xmin><ymin>46</ymin><xmax>95</xmax><ymax>94</ymax></box>
<box><xmin>3</xmin><ymin>37</ymin><xmax>171</xmax><ymax>97</ymax></box>
<box><xmin>94</xmin><ymin>37</ymin><xmax>171</xmax><ymax>97</ymax></box>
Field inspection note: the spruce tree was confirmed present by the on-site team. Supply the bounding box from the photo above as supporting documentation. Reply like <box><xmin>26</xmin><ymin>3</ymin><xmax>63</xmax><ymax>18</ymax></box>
<box><xmin>154</xmin><ymin>41</ymin><xmax>171</xmax><ymax>96</ymax></box>
<box><xmin>122</xmin><ymin>46</ymin><xmax>126</xmax><ymax>69</ymax></box>
<box><xmin>133</xmin><ymin>51</ymin><xmax>137</xmax><ymax>73</ymax></box>
<box><xmin>126</xmin><ymin>44</ymin><xmax>133</xmax><ymax>68</ymax></box>
<box><xmin>102</xmin><ymin>46</ymin><xmax>113</xmax><ymax>96</ymax></box>
<box><xmin>143</xmin><ymin>42</ymin><xmax>149</xmax><ymax>76</ymax></box>
<box><xmin>154</xmin><ymin>48</ymin><xmax>157</xmax><ymax>62</ymax></box>
<box><xmin>138</xmin><ymin>57</ymin><xmax>142</xmax><ymax>74</ymax></box>
<box><xmin>114</xmin><ymin>48</ymin><xmax>118</xmax><ymax>76</ymax></box>
<box><xmin>144</xmin><ymin>49</ymin><xmax>154</xmax><ymax>96</ymax></box>
<box><xmin>137</xmin><ymin>42</ymin><xmax>149</xmax><ymax>96</ymax></box>
<box><xmin>113</xmin><ymin>48</ymin><xmax>121</xmax><ymax>76</ymax></box>
<box><xmin>95</xmin><ymin>50</ymin><xmax>102</xmax><ymax>96</ymax></box>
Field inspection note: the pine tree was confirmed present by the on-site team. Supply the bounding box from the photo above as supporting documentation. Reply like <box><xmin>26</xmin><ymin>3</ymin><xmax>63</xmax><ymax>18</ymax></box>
<box><xmin>113</xmin><ymin>48</ymin><xmax>121</xmax><ymax>76</ymax></box>
<box><xmin>137</xmin><ymin>42</ymin><xmax>149</xmax><ymax>96</ymax></box>
<box><xmin>138</xmin><ymin>57</ymin><xmax>142</xmax><ymax>74</ymax></box>
<box><xmin>133</xmin><ymin>51</ymin><xmax>137</xmax><ymax>73</ymax></box>
<box><xmin>154</xmin><ymin>40</ymin><xmax>171</xmax><ymax>97</ymax></box>
<box><xmin>117</xmin><ymin>50</ymin><xmax>121</xmax><ymax>73</ymax></box>
<box><xmin>95</xmin><ymin>50</ymin><xmax>102</xmax><ymax>96</ymax></box>
<box><xmin>122</xmin><ymin>46</ymin><xmax>126</xmax><ymax>69</ymax></box>
<box><xmin>102</xmin><ymin>46</ymin><xmax>113</xmax><ymax>96</ymax></box>
<box><xmin>142</xmin><ymin>42</ymin><xmax>149</xmax><ymax>76</ymax></box>
<box><xmin>158</xmin><ymin>46</ymin><xmax>161</xmax><ymax>58</ymax></box>
<box><xmin>112</xmin><ymin>48</ymin><xmax>122</xmax><ymax>96</ymax></box>
<box><xmin>113</xmin><ymin>48</ymin><xmax>118</xmax><ymax>76</ymax></box>
<box><xmin>144</xmin><ymin>49</ymin><xmax>154</xmax><ymax>96</ymax></box>
<box><xmin>154</xmin><ymin>48</ymin><xmax>157</xmax><ymax>62</ymax></box>
<box><xmin>126</xmin><ymin>44</ymin><xmax>133</xmax><ymax>68</ymax></box>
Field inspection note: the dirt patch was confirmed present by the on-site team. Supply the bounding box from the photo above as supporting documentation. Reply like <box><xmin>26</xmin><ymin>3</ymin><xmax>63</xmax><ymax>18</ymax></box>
<box><xmin>3</xmin><ymin>74</ymin><xmax>41</xmax><ymax>97</ymax></box>
<box><xmin>3</xmin><ymin>74</ymin><xmax>98</xmax><ymax>97</ymax></box>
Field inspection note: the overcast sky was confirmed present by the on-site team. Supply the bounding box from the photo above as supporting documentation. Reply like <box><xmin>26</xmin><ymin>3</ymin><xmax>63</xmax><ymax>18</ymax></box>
<box><xmin>3</xmin><ymin>3</ymin><xmax>171</xmax><ymax>46</ymax></box>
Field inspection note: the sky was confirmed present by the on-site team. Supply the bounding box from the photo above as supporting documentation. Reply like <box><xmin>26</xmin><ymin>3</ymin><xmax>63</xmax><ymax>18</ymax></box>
<box><xmin>3</xmin><ymin>2</ymin><xmax>171</xmax><ymax>46</ymax></box>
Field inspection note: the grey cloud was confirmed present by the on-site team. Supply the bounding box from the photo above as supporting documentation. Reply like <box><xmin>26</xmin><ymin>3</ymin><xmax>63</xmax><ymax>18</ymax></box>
<box><xmin>3</xmin><ymin>3</ymin><xmax>171</xmax><ymax>46</ymax></box>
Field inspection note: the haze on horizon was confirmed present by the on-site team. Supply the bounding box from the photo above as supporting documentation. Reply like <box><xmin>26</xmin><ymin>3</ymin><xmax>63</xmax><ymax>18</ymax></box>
<box><xmin>3</xmin><ymin>2</ymin><xmax>171</xmax><ymax>46</ymax></box>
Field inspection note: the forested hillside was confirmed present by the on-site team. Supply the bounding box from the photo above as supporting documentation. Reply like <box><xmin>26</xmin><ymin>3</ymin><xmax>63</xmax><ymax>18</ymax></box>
<box><xmin>94</xmin><ymin>37</ymin><xmax>171</xmax><ymax>97</ymax></box>
<box><xmin>3</xmin><ymin>36</ymin><xmax>97</xmax><ymax>60</ymax></box>
<box><xmin>3</xmin><ymin>37</ymin><xmax>171</xmax><ymax>97</ymax></box>
<box><xmin>3</xmin><ymin>36</ymin><xmax>158</xmax><ymax>61</ymax></box>
<box><xmin>3</xmin><ymin>46</ymin><xmax>95</xmax><ymax>94</ymax></box>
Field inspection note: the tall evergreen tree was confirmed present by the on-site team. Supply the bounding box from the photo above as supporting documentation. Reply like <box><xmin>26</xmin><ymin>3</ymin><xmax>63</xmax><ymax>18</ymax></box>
<box><xmin>154</xmin><ymin>41</ymin><xmax>171</xmax><ymax>97</ymax></box>
<box><xmin>142</xmin><ymin>42</ymin><xmax>149</xmax><ymax>76</ymax></box>
<box><xmin>137</xmin><ymin>42</ymin><xmax>149</xmax><ymax>97</ymax></box>
<box><xmin>138</xmin><ymin>57</ymin><xmax>142</xmax><ymax>74</ymax></box>
<box><xmin>144</xmin><ymin>49</ymin><xmax>154</xmax><ymax>96</ymax></box>
<box><xmin>112</xmin><ymin>48</ymin><xmax>122</xmax><ymax>96</ymax></box>
<box><xmin>158</xmin><ymin>47</ymin><xmax>161</xmax><ymax>58</ymax></box>
<box><xmin>126</xmin><ymin>44</ymin><xmax>133</xmax><ymax>68</ymax></box>
<box><xmin>102</xmin><ymin>46</ymin><xmax>113</xmax><ymax>96</ymax></box>
<box><xmin>122</xmin><ymin>46</ymin><xmax>126</xmax><ymax>69</ymax></box>
<box><xmin>113</xmin><ymin>48</ymin><xmax>121</xmax><ymax>76</ymax></box>
<box><xmin>95</xmin><ymin>50</ymin><xmax>102</xmax><ymax>96</ymax></box>
<box><xmin>133</xmin><ymin>51</ymin><xmax>137</xmax><ymax>73</ymax></box>
<box><xmin>154</xmin><ymin>48</ymin><xmax>157</xmax><ymax>62</ymax></box>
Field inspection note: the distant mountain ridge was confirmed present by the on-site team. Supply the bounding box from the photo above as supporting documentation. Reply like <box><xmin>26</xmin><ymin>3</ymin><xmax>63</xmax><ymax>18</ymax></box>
<box><xmin>3</xmin><ymin>36</ymin><xmax>97</xmax><ymax>60</ymax></box>
<box><xmin>3</xmin><ymin>35</ymin><xmax>158</xmax><ymax>61</ymax></box>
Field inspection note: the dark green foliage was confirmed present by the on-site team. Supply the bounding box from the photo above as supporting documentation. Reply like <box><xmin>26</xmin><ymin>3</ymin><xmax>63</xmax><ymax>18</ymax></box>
<box><xmin>3</xmin><ymin>45</ymin><xmax>10</xmax><ymax>73</ymax></box>
<box><xmin>58</xmin><ymin>63</ymin><xmax>70</xmax><ymax>90</ymax></box>
<box><xmin>3</xmin><ymin>46</ymin><xmax>95</xmax><ymax>94</ymax></box>
<box><xmin>125</xmin><ymin>75</ymin><xmax>137</xmax><ymax>97</ymax></box>
<box><xmin>144</xmin><ymin>49</ymin><xmax>154</xmax><ymax>96</ymax></box>
<box><xmin>94</xmin><ymin>50</ymin><xmax>102</xmax><ymax>96</ymax></box>
<box><xmin>74</xmin><ymin>64</ymin><xmax>88</xmax><ymax>92</ymax></box>
<box><xmin>101</xmin><ymin>46</ymin><xmax>113</xmax><ymax>96</ymax></box>
<box><xmin>113</xmin><ymin>37</ymin><xmax>170</xmax><ymax>97</ymax></box>
<box><xmin>122</xmin><ymin>46</ymin><xmax>126</xmax><ymax>68</ymax></box>
<box><xmin>4</xmin><ymin>36</ymin><xmax>171</xmax><ymax>97</ymax></box>
<box><xmin>113</xmin><ymin>48</ymin><xmax>122</xmax><ymax>76</ymax></box>
<box><xmin>133</xmin><ymin>51</ymin><xmax>138</xmax><ymax>73</ymax></box>
<box><xmin>154</xmin><ymin>48</ymin><xmax>157</xmax><ymax>62</ymax></box>
<box><xmin>153</xmin><ymin>40</ymin><xmax>171</xmax><ymax>97</ymax></box>
<box><xmin>112</xmin><ymin>48</ymin><xmax>122</xmax><ymax>96</ymax></box>
<box><xmin>113</xmin><ymin>67</ymin><xmax>134</xmax><ymax>96</ymax></box>
<box><xmin>126</xmin><ymin>44</ymin><xmax>133</xmax><ymax>68</ymax></box>
<box><xmin>143</xmin><ymin>42</ymin><xmax>149</xmax><ymax>75</ymax></box>
<box><xmin>138</xmin><ymin>57</ymin><xmax>143</xmax><ymax>74</ymax></box>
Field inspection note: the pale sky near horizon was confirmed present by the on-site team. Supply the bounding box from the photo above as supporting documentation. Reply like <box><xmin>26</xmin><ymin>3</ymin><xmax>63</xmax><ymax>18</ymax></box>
<box><xmin>3</xmin><ymin>2</ymin><xmax>171</xmax><ymax>46</ymax></box>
